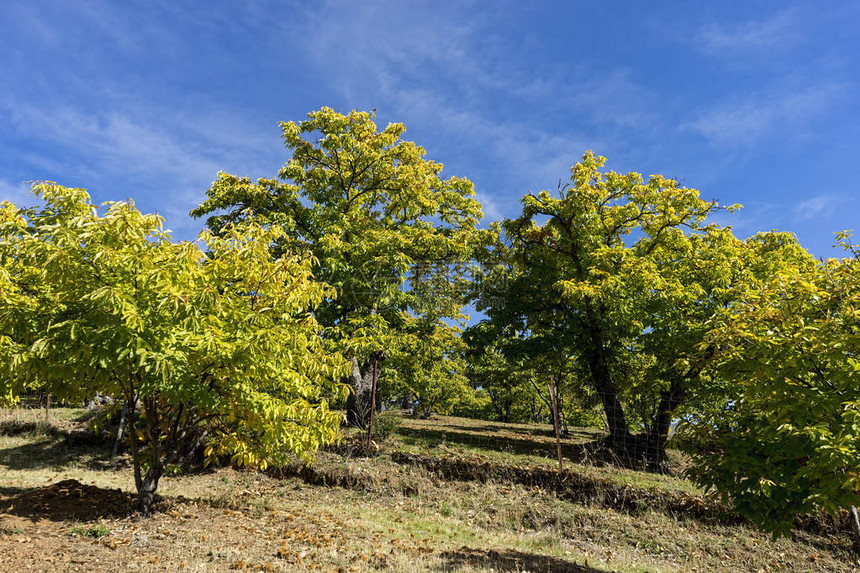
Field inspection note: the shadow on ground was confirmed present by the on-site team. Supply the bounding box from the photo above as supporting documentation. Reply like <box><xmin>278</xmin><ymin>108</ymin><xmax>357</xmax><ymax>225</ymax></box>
<box><xmin>0</xmin><ymin>479</ymin><xmax>136</xmax><ymax>521</ymax></box>
<box><xmin>397</xmin><ymin>426</ymin><xmax>592</xmax><ymax>459</ymax></box>
<box><xmin>438</xmin><ymin>547</ymin><xmax>609</xmax><ymax>572</ymax></box>
<box><xmin>0</xmin><ymin>435</ymin><xmax>108</xmax><ymax>470</ymax></box>
<box><xmin>397</xmin><ymin>426</ymin><xmax>651</xmax><ymax>472</ymax></box>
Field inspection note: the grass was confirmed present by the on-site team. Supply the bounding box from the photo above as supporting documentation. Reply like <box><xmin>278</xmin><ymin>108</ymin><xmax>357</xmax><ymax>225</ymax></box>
<box><xmin>1</xmin><ymin>406</ymin><xmax>859</xmax><ymax>572</ymax></box>
<box><xmin>70</xmin><ymin>523</ymin><xmax>111</xmax><ymax>538</ymax></box>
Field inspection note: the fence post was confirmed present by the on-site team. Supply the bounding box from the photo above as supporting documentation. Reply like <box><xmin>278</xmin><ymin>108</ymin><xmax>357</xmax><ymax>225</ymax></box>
<box><xmin>366</xmin><ymin>359</ymin><xmax>379</xmax><ymax>449</ymax></box>
<box><xmin>549</xmin><ymin>376</ymin><xmax>563</xmax><ymax>475</ymax></box>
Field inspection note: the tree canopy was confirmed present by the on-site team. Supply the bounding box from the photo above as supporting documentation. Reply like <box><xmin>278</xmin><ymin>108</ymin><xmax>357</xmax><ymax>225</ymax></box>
<box><xmin>2</xmin><ymin>105</ymin><xmax>858</xmax><ymax>537</ymax></box>
<box><xmin>192</xmin><ymin>107</ymin><xmax>493</xmax><ymax>424</ymax></box>
<box><xmin>682</xmin><ymin>233</ymin><xmax>860</xmax><ymax>533</ymax></box>
<box><xmin>470</xmin><ymin>151</ymin><xmax>751</xmax><ymax>466</ymax></box>
<box><xmin>0</xmin><ymin>184</ymin><xmax>348</xmax><ymax>512</ymax></box>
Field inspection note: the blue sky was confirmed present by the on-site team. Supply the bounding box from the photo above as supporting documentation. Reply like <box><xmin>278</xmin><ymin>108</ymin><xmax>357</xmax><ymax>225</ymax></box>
<box><xmin>1</xmin><ymin>1</ymin><xmax>857</xmax><ymax>257</ymax></box>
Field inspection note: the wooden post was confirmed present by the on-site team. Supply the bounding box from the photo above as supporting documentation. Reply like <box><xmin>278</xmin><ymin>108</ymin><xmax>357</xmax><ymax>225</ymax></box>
<box><xmin>549</xmin><ymin>376</ymin><xmax>563</xmax><ymax>475</ymax></box>
<box><xmin>45</xmin><ymin>393</ymin><xmax>51</xmax><ymax>422</ymax></box>
<box><xmin>366</xmin><ymin>359</ymin><xmax>379</xmax><ymax>449</ymax></box>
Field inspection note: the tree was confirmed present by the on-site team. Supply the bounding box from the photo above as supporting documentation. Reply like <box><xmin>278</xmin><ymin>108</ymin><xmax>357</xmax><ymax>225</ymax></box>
<box><xmin>681</xmin><ymin>232</ymin><xmax>860</xmax><ymax>535</ymax></box>
<box><xmin>475</xmin><ymin>151</ymin><xmax>748</xmax><ymax>467</ymax></box>
<box><xmin>464</xmin><ymin>321</ymin><xmax>601</xmax><ymax>427</ymax></box>
<box><xmin>0</xmin><ymin>184</ymin><xmax>348</xmax><ymax>513</ymax></box>
<box><xmin>386</xmin><ymin>317</ymin><xmax>476</xmax><ymax>418</ymax></box>
<box><xmin>191</xmin><ymin>108</ymin><xmax>492</xmax><ymax>426</ymax></box>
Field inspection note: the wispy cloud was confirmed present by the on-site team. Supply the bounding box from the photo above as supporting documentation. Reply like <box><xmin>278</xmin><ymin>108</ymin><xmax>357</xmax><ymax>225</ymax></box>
<box><xmin>794</xmin><ymin>194</ymin><xmax>839</xmax><ymax>221</ymax></box>
<box><xmin>2</xmin><ymin>100</ymin><xmax>282</xmax><ymax>236</ymax></box>
<box><xmin>696</xmin><ymin>10</ymin><xmax>796</xmax><ymax>54</ymax></box>
<box><xmin>290</xmin><ymin>0</ymin><xmax>644</xmax><ymax>202</ymax></box>
<box><xmin>680</xmin><ymin>85</ymin><xmax>842</xmax><ymax>146</ymax></box>
<box><xmin>0</xmin><ymin>178</ymin><xmax>33</xmax><ymax>206</ymax></box>
<box><xmin>475</xmin><ymin>191</ymin><xmax>504</xmax><ymax>223</ymax></box>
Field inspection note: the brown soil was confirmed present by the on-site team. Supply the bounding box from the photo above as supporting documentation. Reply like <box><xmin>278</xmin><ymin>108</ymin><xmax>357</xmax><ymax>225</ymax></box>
<box><xmin>0</xmin><ymin>471</ymin><xmax>447</xmax><ymax>573</ymax></box>
<box><xmin>3</xmin><ymin>412</ymin><xmax>859</xmax><ymax>572</ymax></box>
<box><xmin>1</xmin><ymin>479</ymin><xmax>136</xmax><ymax>522</ymax></box>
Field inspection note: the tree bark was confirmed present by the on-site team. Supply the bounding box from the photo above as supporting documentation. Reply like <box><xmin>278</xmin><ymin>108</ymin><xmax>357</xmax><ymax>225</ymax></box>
<box><xmin>850</xmin><ymin>505</ymin><xmax>860</xmax><ymax>553</ymax></box>
<box><xmin>549</xmin><ymin>377</ymin><xmax>563</xmax><ymax>475</ymax></box>
<box><xmin>138</xmin><ymin>466</ymin><xmax>162</xmax><ymax>515</ymax></box>
<box><xmin>366</xmin><ymin>359</ymin><xmax>379</xmax><ymax>448</ymax></box>
<box><xmin>583</xmin><ymin>301</ymin><xmax>631</xmax><ymax>444</ymax></box>
<box><xmin>585</xmin><ymin>348</ymin><xmax>630</xmax><ymax>443</ymax></box>
<box><xmin>346</xmin><ymin>353</ymin><xmax>385</xmax><ymax>428</ymax></box>
<box><xmin>640</xmin><ymin>386</ymin><xmax>685</xmax><ymax>470</ymax></box>
<box><xmin>400</xmin><ymin>391</ymin><xmax>414</xmax><ymax>412</ymax></box>
<box><xmin>111</xmin><ymin>400</ymin><xmax>129</xmax><ymax>462</ymax></box>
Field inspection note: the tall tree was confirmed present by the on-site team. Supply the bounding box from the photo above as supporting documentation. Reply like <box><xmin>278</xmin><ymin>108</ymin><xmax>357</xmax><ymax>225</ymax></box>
<box><xmin>0</xmin><ymin>184</ymin><xmax>348</xmax><ymax>513</ymax></box>
<box><xmin>475</xmin><ymin>151</ymin><xmax>748</xmax><ymax>466</ymax></box>
<box><xmin>192</xmin><ymin>108</ymin><xmax>491</xmax><ymax>426</ymax></box>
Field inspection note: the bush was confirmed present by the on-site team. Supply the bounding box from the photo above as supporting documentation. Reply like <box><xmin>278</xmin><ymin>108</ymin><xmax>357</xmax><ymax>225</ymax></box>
<box><xmin>372</xmin><ymin>411</ymin><xmax>402</xmax><ymax>443</ymax></box>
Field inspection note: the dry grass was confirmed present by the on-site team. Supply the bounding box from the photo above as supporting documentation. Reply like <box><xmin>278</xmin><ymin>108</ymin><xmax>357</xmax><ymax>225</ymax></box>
<box><xmin>1</xmin><ymin>407</ymin><xmax>859</xmax><ymax>572</ymax></box>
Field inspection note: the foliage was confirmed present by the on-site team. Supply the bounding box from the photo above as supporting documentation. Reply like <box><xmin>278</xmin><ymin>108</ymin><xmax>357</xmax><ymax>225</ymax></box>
<box><xmin>191</xmin><ymin>107</ymin><xmax>493</xmax><ymax>424</ymax></box>
<box><xmin>371</xmin><ymin>410</ymin><xmax>402</xmax><ymax>443</ymax></box>
<box><xmin>0</xmin><ymin>184</ymin><xmax>349</xmax><ymax>512</ymax></box>
<box><xmin>681</xmin><ymin>232</ymin><xmax>860</xmax><ymax>534</ymax></box>
<box><xmin>471</xmin><ymin>151</ymin><xmax>744</xmax><ymax>463</ymax></box>
<box><xmin>464</xmin><ymin>321</ymin><xmax>602</xmax><ymax>427</ymax></box>
<box><xmin>386</xmin><ymin>318</ymin><xmax>476</xmax><ymax>418</ymax></box>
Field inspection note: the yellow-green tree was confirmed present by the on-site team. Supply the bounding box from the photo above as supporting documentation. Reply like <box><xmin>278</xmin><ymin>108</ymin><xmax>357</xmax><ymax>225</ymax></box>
<box><xmin>683</xmin><ymin>232</ymin><xmax>860</xmax><ymax>535</ymax></box>
<box><xmin>0</xmin><ymin>184</ymin><xmax>348</xmax><ymax>513</ymax></box>
<box><xmin>192</xmin><ymin>108</ymin><xmax>492</xmax><ymax>426</ymax></box>
<box><xmin>478</xmin><ymin>151</ymin><xmax>755</xmax><ymax>467</ymax></box>
<box><xmin>386</xmin><ymin>317</ymin><xmax>475</xmax><ymax>418</ymax></box>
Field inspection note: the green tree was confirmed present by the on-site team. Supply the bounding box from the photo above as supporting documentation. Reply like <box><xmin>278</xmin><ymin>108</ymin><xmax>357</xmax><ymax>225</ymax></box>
<box><xmin>191</xmin><ymin>108</ymin><xmax>491</xmax><ymax>426</ymax></box>
<box><xmin>0</xmin><ymin>184</ymin><xmax>348</xmax><ymax>513</ymax></box>
<box><xmin>386</xmin><ymin>317</ymin><xmax>475</xmax><ymax>418</ymax></box>
<box><xmin>464</xmin><ymin>321</ymin><xmax>601</xmax><ymax>427</ymax></box>
<box><xmin>682</xmin><ymin>232</ymin><xmax>860</xmax><ymax>535</ymax></box>
<box><xmin>476</xmin><ymin>151</ymin><xmax>748</xmax><ymax>466</ymax></box>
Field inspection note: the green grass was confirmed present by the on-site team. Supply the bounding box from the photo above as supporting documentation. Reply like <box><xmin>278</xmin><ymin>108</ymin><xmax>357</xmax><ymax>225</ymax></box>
<box><xmin>70</xmin><ymin>523</ymin><xmax>111</xmax><ymax>538</ymax></box>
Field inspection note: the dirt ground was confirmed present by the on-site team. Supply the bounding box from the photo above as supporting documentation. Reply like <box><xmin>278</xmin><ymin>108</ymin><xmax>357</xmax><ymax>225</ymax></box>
<box><xmin>0</xmin><ymin>473</ymin><xmax>432</xmax><ymax>573</ymax></box>
<box><xmin>2</xmin><ymin>411</ymin><xmax>860</xmax><ymax>572</ymax></box>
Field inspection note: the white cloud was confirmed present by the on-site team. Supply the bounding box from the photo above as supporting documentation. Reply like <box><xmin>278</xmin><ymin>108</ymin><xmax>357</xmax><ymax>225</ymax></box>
<box><xmin>7</xmin><ymin>104</ymin><xmax>212</xmax><ymax>178</ymax></box>
<box><xmin>475</xmin><ymin>191</ymin><xmax>504</xmax><ymax>222</ymax></box>
<box><xmin>680</xmin><ymin>85</ymin><xmax>842</xmax><ymax>146</ymax></box>
<box><xmin>288</xmin><ymin>0</ymin><xmax>639</xmax><ymax>199</ymax></box>
<box><xmin>696</xmin><ymin>11</ymin><xmax>796</xmax><ymax>53</ymax></box>
<box><xmin>794</xmin><ymin>194</ymin><xmax>838</xmax><ymax>221</ymax></box>
<box><xmin>2</xmin><ymin>99</ymin><xmax>284</xmax><ymax>238</ymax></box>
<box><xmin>0</xmin><ymin>178</ymin><xmax>33</xmax><ymax>206</ymax></box>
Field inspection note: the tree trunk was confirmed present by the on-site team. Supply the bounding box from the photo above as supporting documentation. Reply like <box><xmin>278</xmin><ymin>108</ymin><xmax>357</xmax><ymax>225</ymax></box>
<box><xmin>487</xmin><ymin>390</ymin><xmax>511</xmax><ymax>423</ymax></box>
<box><xmin>346</xmin><ymin>353</ymin><xmax>384</xmax><ymax>428</ymax></box>
<box><xmin>583</xmin><ymin>302</ymin><xmax>631</xmax><ymax>444</ymax></box>
<box><xmin>366</xmin><ymin>359</ymin><xmax>379</xmax><ymax>449</ymax></box>
<box><xmin>549</xmin><ymin>377</ymin><xmax>563</xmax><ymax>475</ymax></box>
<box><xmin>137</xmin><ymin>466</ymin><xmax>162</xmax><ymax>515</ymax></box>
<box><xmin>502</xmin><ymin>401</ymin><xmax>513</xmax><ymax>424</ymax></box>
<box><xmin>850</xmin><ymin>505</ymin><xmax>860</xmax><ymax>553</ymax></box>
<box><xmin>111</xmin><ymin>400</ymin><xmax>129</xmax><ymax>462</ymax></box>
<box><xmin>587</xmin><ymin>357</ymin><xmax>630</xmax><ymax>444</ymax></box>
<box><xmin>644</xmin><ymin>382</ymin><xmax>686</xmax><ymax>469</ymax></box>
<box><xmin>400</xmin><ymin>391</ymin><xmax>414</xmax><ymax>411</ymax></box>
